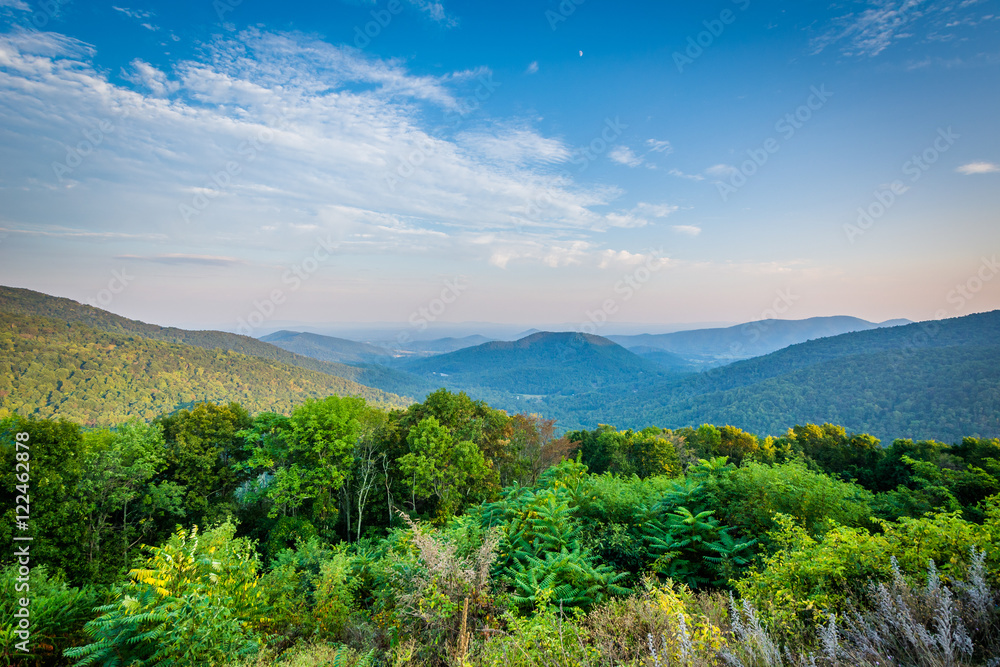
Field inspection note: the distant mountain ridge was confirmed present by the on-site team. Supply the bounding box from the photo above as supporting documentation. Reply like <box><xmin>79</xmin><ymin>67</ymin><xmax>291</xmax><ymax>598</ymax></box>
<box><xmin>609</xmin><ymin>315</ymin><xmax>912</xmax><ymax>363</ymax></box>
<box><xmin>261</xmin><ymin>330</ymin><xmax>394</xmax><ymax>364</ymax></box>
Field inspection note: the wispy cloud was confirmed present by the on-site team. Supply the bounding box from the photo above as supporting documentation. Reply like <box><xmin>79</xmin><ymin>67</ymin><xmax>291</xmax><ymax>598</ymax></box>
<box><xmin>705</xmin><ymin>164</ymin><xmax>738</xmax><ymax>178</ymax></box>
<box><xmin>112</xmin><ymin>6</ymin><xmax>159</xmax><ymax>31</ymax></box>
<box><xmin>812</xmin><ymin>0</ymin><xmax>994</xmax><ymax>57</ymax></box>
<box><xmin>598</xmin><ymin>249</ymin><xmax>669</xmax><ymax>270</ymax></box>
<box><xmin>672</xmin><ymin>225</ymin><xmax>702</xmax><ymax>236</ymax></box>
<box><xmin>668</xmin><ymin>168</ymin><xmax>705</xmax><ymax>181</ymax></box>
<box><xmin>406</xmin><ymin>0</ymin><xmax>459</xmax><ymax>27</ymax></box>
<box><xmin>646</xmin><ymin>138</ymin><xmax>673</xmax><ymax>154</ymax></box>
<box><xmin>956</xmin><ymin>161</ymin><xmax>999</xmax><ymax>175</ymax></box>
<box><xmin>116</xmin><ymin>253</ymin><xmax>245</xmax><ymax>266</ymax></box>
<box><xmin>0</xmin><ymin>28</ymin><xmax>629</xmax><ymax>272</ymax></box>
<box><xmin>525</xmin><ymin>61</ymin><xmax>539</xmax><ymax>74</ymax></box>
<box><xmin>459</xmin><ymin>127</ymin><xmax>570</xmax><ymax>166</ymax></box>
<box><xmin>608</xmin><ymin>145</ymin><xmax>643</xmax><ymax>168</ymax></box>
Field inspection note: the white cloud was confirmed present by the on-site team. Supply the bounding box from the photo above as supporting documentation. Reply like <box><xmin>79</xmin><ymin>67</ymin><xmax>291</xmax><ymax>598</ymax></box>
<box><xmin>608</xmin><ymin>145</ymin><xmax>643</xmax><ymax>167</ymax></box>
<box><xmin>406</xmin><ymin>0</ymin><xmax>459</xmax><ymax>27</ymax></box>
<box><xmin>459</xmin><ymin>127</ymin><xmax>570</xmax><ymax>166</ymax></box>
<box><xmin>956</xmin><ymin>161</ymin><xmax>999</xmax><ymax>175</ymax></box>
<box><xmin>488</xmin><ymin>240</ymin><xmax>592</xmax><ymax>269</ymax></box>
<box><xmin>0</xmin><ymin>29</ymin><xmax>626</xmax><ymax>270</ymax></box>
<box><xmin>635</xmin><ymin>202</ymin><xmax>678</xmax><ymax>218</ymax></box>
<box><xmin>596</xmin><ymin>202</ymin><xmax>677</xmax><ymax>231</ymax></box>
<box><xmin>115</xmin><ymin>253</ymin><xmax>244</xmax><ymax>266</ymax></box>
<box><xmin>124</xmin><ymin>60</ymin><xmax>178</xmax><ymax>97</ymax></box>
<box><xmin>705</xmin><ymin>163</ymin><xmax>738</xmax><ymax>178</ymax></box>
<box><xmin>598</xmin><ymin>249</ymin><xmax>669</xmax><ymax>270</ymax></box>
<box><xmin>672</xmin><ymin>225</ymin><xmax>702</xmax><ymax>236</ymax></box>
<box><xmin>0</xmin><ymin>0</ymin><xmax>30</xmax><ymax>10</ymax></box>
<box><xmin>646</xmin><ymin>138</ymin><xmax>673</xmax><ymax>154</ymax></box>
<box><xmin>525</xmin><ymin>61</ymin><xmax>539</xmax><ymax>74</ymax></box>
<box><xmin>812</xmin><ymin>0</ymin><xmax>994</xmax><ymax>58</ymax></box>
<box><xmin>668</xmin><ymin>168</ymin><xmax>705</xmax><ymax>181</ymax></box>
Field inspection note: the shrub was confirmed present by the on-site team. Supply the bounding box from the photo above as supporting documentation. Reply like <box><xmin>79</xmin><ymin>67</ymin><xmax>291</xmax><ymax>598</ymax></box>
<box><xmin>718</xmin><ymin>460</ymin><xmax>875</xmax><ymax>538</ymax></box>
<box><xmin>585</xmin><ymin>577</ymin><xmax>726</xmax><ymax>666</ymax></box>
<box><xmin>64</xmin><ymin>521</ymin><xmax>268</xmax><ymax>667</ymax></box>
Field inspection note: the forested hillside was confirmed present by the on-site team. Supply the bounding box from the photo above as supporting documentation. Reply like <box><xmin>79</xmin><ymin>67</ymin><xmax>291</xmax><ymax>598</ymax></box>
<box><xmin>0</xmin><ymin>312</ymin><xmax>407</xmax><ymax>425</ymax></box>
<box><xmin>400</xmin><ymin>331</ymin><xmax>669</xmax><ymax>394</ymax></box>
<box><xmin>537</xmin><ymin>311</ymin><xmax>1000</xmax><ymax>442</ymax></box>
<box><xmin>0</xmin><ymin>286</ymin><xmax>382</xmax><ymax>382</ymax></box>
<box><xmin>261</xmin><ymin>330</ymin><xmax>394</xmax><ymax>364</ymax></box>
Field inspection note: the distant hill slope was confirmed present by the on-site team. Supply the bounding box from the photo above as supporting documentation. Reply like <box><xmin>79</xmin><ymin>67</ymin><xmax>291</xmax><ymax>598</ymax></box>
<box><xmin>398</xmin><ymin>335</ymin><xmax>495</xmax><ymax>355</ymax></box>
<box><xmin>261</xmin><ymin>330</ymin><xmax>394</xmax><ymax>364</ymax></box>
<box><xmin>400</xmin><ymin>331</ymin><xmax>668</xmax><ymax>395</ymax></box>
<box><xmin>562</xmin><ymin>311</ymin><xmax>1000</xmax><ymax>442</ymax></box>
<box><xmin>626</xmin><ymin>346</ymin><xmax>700</xmax><ymax>373</ymax></box>
<box><xmin>0</xmin><ymin>312</ymin><xmax>408</xmax><ymax>426</ymax></box>
<box><xmin>0</xmin><ymin>285</ymin><xmax>415</xmax><ymax>399</ymax></box>
<box><xmin>609</xmin><ymin>315</ymin><xmax>912</xmax><ymax>362</ymax></box>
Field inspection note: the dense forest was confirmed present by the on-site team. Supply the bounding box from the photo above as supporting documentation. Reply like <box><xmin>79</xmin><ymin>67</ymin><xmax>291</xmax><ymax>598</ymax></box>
<box><xmin>2</xmin><ymin>389</ymin><xmax>998</xmax><ymax>666</ymax></box>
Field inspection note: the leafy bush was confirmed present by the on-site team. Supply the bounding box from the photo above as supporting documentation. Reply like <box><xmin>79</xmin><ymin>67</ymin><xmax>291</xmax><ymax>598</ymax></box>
<box><xmin>734</xmin><ymin>499</ymin><xmax>1000</xmax><ymax>638</ymax></box>
<box><xmin>64</xmin><ymin>521</ymin><xmax>268</xmax><ymax>667</ymax></box>
<box><xmin>718</xmin><ymin>459</ymin><xmax>875</xmax><ymax>538</ymax></box>
<box><xmin>585</xmin><ymin>577</ymin><xmax>726</xmax><ymax>665</ymax></box>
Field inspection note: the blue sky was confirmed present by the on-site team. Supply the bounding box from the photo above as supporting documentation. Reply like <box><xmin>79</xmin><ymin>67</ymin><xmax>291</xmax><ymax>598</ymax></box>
<box><xmin>0</xmin><ymin>0</ymin><xmax>998</xmax><ymax>334</ymax></box>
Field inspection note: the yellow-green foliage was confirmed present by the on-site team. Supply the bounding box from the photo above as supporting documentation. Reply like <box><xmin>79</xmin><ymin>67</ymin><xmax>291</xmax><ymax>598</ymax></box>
<box><xmin>584</xmin><ymin>579</ymin><xmax>726</xmax><ymax>666</ymax></box>
<box><xmin>65</xmin><ymin>522</ymin><xmax>268</xmax><ymax>667</ymax></box>
<box><xmin>470</xmin><ymin>603</ymin><xmax>600</xmax><ymax>667</ymax></box>
<box><xmin>735</xmin><ymin>496</ymin><xmax>1000</xmax><ymax>635</ymax></box>
<box><xmin>719</xmin><ymin>459</ymin><xmax>875</xmax><ymax>536</ymax></box>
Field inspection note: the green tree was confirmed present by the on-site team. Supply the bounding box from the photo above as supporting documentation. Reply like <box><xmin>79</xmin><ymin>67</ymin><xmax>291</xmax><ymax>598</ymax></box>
<box><xmin>241</xmin><ymin>396</ymin><xmax>375</xmax><ymax>536</ymax></box>
<box><xmin>76</xmin><ymin>421</ymin><xmax>167</xmax><ymax>582</ymax></box>
<box><xmin>397</xmin><ymin>416</ymin><xmax>490</xmax><ymax>521</ymax></box>
<box><xmin>156</xmin><ymin>402</ymin><xmax>252</xmax><ymax>525</ymax></box>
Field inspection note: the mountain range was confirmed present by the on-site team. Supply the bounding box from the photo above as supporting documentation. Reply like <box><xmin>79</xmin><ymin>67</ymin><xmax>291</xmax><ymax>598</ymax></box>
<box><xmin>609</xmin><ymin>315</ymin><xmax>912</xmax><ymax>366</ymax></box>
<box><xmin>2</xmin><ymin>284</ymin><xmax>996</xmax><ymax>443</ymax></box>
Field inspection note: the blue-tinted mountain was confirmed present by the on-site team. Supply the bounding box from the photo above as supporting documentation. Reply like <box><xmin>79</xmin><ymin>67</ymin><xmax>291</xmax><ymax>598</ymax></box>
<box><xmin>399</xmin><ymin>331</ymin><xmax>669</xmax><ymax>396</ymax></box>
<box><xmin>608</xmin><ymin>315</ymin><xmax>912</xmax><ymax>362</ymax></box>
